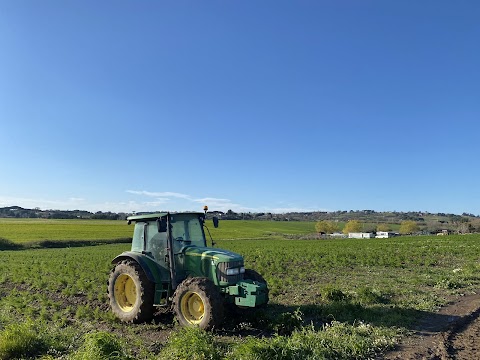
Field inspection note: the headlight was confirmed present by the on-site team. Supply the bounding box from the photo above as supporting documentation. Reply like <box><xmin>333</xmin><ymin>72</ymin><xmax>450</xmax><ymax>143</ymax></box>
<box><xmin>240</xmin><ymin>267</ymin><xmax>245</xmax><ymax>274</ymax></box>
<box><xmin>226</xmin><ymin>267</ymin><xmax>240</xmax><ymax>275</ymax></box>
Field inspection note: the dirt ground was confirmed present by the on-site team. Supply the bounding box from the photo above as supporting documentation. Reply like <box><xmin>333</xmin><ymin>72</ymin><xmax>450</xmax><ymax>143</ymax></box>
<box><xmin>3</xmin><ymin>280</ymin><xmax>480</xmax><ymax>359</ymax></box>
<box><xmin>383</xmin><ymin>293</ymin><xmax>480</xmax><ymax>360</ymax></box>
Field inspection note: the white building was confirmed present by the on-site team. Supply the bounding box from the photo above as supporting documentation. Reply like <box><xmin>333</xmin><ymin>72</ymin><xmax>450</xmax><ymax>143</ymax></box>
<box><xmin>329</xmin><ymin>232</ymin><xmax>348</xmax><ymax>238</ymax></box>
<box><xmin>375</xmin><ymin>231</ymin><xmax>397</xmax><ymax>238</ymax></box>
<box><xmin>348</xmin><ymin>232</ymin><xmax>375</xmax><ymax>239</ymax></box>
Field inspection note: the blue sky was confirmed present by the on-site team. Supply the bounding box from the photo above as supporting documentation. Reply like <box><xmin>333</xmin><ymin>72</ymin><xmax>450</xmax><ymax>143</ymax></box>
<box><xmin>1</xmin><ymin>1</ymin><xmax>479</xmax><ymax>215</ymax></box>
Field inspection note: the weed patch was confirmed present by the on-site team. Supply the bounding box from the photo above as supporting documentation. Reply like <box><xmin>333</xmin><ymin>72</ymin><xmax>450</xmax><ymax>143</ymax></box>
<box><xmin>0</xmin><ymin>321</ymin><xmax>55</xmax><ymax>360</ymax></box>
<box><xmin>322</xmin><ymin>286</ymin><xmax>350</xmax><ymax>302</ymax></box>
<box><xmin>159</xmin><ymin>327</ymin><xmax>222</xmax><ymax>360</ymax></box>
<box><xmin>72</xmin><ymin>331</ymin><xmax>132</xmax><ymax>360</ymax></box>
<box><xmin>355</xmin><ymin>287</ymin><xmax>389</xmax><ymax>305</ymax></box>
<box><xmin>0</xmin><ymin>238</ymin><xmax>22</xmax><ymax>251</ymax></box>
<box><xmin>229</xmin><ymin>322</ymin><xmax>401</xmax><ymax>360</ymax></box>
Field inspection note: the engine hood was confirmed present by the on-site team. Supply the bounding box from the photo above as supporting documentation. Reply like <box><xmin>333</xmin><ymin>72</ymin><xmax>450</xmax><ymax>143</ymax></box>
<box><xmin>182</xmin><ymin>246</ymin><xmax>243</xmax><ymax>264</ymax></box>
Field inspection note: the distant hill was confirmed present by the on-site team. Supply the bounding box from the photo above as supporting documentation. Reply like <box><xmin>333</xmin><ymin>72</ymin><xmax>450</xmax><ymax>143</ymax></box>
<box><xmin>1</xmin><ymin>206</ymin><xmax>479</xmax><ymax>233</ymax></box>
<box><xmin>0</xmin><ymin>206</ymin><xmax>126</xmax><ymax>220</ymax></box>
<box><xmin>215</xmin><ymin>209</ymin><xmax>479</xmax><ymax>233</ymax></box>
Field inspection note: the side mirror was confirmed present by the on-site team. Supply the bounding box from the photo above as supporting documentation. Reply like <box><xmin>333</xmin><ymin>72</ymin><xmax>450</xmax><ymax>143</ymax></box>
<box><xmin>157</xmin><ymin>217</ymin><xmax>167</xmax><ymax>232</ymax></box>
<box><xmin>213</xmin><ymin>216</ymin><xmax>219</xmax><ymax>228</ymax></box>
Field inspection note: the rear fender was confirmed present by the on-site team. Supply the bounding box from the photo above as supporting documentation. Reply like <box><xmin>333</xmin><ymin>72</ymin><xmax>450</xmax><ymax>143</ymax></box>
<box><xmin>112</xmin><ymin>251</ymin><xmax>165</xmax><ymax>284</ymax></box>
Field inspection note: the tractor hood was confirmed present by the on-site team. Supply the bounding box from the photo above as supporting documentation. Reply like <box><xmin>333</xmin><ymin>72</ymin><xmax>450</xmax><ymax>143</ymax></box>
<box><xmin>178</xmin><ymin>246</ymin><xmax>244</xmax><ymax>285</ymax></box>
<box><xmin>181</xmin><ymin>246</ymin><xmax>243</xmax><ymax>264</ymax></box>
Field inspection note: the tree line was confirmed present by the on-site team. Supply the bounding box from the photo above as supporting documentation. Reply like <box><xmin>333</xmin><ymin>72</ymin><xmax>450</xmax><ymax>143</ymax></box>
<box><xmin>314</xmin><ymin>219</ymin><xmax>473</xmax><ymax>235</ymax></box>
<box><xmin>1</xmin><ymin>206</ymin><xmax>479</xmax><ymax>233</ymax></box>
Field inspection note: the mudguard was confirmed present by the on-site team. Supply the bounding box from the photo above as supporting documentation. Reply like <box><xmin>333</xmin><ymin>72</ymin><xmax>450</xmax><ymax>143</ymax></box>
<box><xmin>112</xmin><ymin>251</ymin><xmax>166</xmax><ymax>284</ymax></box>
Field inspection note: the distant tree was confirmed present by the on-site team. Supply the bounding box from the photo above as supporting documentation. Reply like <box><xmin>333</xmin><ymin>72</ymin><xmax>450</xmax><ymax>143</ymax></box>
<box><xmin>425</xmin><ymin>220</ymin><xmax>442</xmax><ymax>234</ymax></box>
<box><xmin>224</xmin><ymin>209</ymin><xmax>239</xmax><ymax>220</ymax></box>
<box><xmin>363</xmin><ymin>224</ymin><xmax>376</xmax><ymax>233</ymax></box>
<box><xmin>377</xmin><ymin>224</ymin><xmax>391</xmax><ymax>232</ymax></box>
<box><xmin>399</xmin><ymin>220</ymin><xmax>419</xmax><ymax>235</ymax></box>
<box><xmin>315</xmin><ymin>220</ymin><xmax>339</xmax><ymax>234</ymax></box>
<box><xmin>457</xmin><ymin>222</ymin><xmax>473</xmax><ymax>234</ymax></box>
<box><xmin>342</xmin><ymin>220</ymin><xmax>362</xmax><ymax>234</ymax></box>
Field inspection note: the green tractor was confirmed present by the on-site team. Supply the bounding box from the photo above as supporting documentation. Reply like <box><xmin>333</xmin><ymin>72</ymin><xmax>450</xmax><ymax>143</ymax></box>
<box><xmin>107</xmin><ymin>208</ymin><xmax>269</xmax><ymax>330</ymax></box>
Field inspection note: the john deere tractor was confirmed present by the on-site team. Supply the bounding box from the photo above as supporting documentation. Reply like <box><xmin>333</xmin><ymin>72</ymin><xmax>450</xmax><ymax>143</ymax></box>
<box><xmin>107</xmin><ymin>208</ymin><xmax>268</xmax><ymax>330</ymax></box>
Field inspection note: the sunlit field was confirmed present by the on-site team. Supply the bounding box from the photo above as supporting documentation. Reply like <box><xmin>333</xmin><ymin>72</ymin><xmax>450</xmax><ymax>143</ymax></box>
<box><xmin>0</xmin><ymin>218</ymin><xmax>132</xmax><ymax>243</ymax></box>
<box><xmin>0</xmin><ymin>218</ymin><xmax>317</xmax><ymax>243</ymax></box>
<box><xmin>1</xmin><ymin>219</ymin><xmax>479</xmax><ymax>359</ymax></box>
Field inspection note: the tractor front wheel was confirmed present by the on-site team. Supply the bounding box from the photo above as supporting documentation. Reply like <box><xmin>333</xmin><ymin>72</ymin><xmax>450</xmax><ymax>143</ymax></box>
<box><xmin>172</xmin><ymin>277</ymin><xmax>224</xmax><ymax>330</ymax></box>
<box><xmin>107</xmin><ymin>260</ymin><xmax>154</xmax><ymax>323</ymax></box>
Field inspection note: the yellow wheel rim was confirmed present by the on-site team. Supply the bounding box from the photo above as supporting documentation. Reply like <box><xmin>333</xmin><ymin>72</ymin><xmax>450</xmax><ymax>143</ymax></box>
<box><xmin>180</xmin><ymin>291</ymin><xmax>205</xmax><ymax>324</ymax></box>
<box><xmin>114</xmin><ymin>274</ymin><xmax>137</xmax><ymax>312</ymax></box>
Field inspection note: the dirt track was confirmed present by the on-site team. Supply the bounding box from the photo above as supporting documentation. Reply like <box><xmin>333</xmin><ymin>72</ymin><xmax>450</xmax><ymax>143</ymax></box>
<box><xmin>383</xmin><ymin>293</ymin><xmax>480</xmax><ymax>360</ymax></box>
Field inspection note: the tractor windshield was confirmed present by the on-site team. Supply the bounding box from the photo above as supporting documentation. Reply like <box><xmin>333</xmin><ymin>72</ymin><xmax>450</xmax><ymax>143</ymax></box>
<box><xmin>170</xmin><ymin>214</ymin><xmax>206</xmax><ymax>247</ymax></box>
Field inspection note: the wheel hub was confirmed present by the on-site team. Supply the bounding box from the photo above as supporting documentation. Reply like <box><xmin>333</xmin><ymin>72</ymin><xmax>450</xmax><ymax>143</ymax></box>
<box><xmin>181</xmin><ymin>291</ymin><xmax>205</xmax><ymax>324</ymax></box>
<box><xmin>114</xmin><ymin>273</ymin><xmax>137</xmax><ymax>312</ymax></box>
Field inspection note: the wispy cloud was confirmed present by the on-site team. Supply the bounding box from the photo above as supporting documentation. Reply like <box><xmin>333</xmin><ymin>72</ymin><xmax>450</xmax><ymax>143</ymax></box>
<box><xmin>0</xmin><ymin>192</ymin><xmax>325</xmax><ymax>214</ymax></box>
<box><xmin>126</xmin><ymin>190</ymin><xmax>250</xmax><ymax>212</ymax></box>
<box><xmin>265</xmin><ymin>207</ymin><xmax>323</xmax><ymax>213</ymax></box>
<box><xmin>193</xmin><ymin>197</ymin><xmax>255</xmax><ymax>212</ymax></box>
<box><xmin>126</xmin><ymin>190</ymin><xmax>192</xmax><ymax>200</ymax></box>
<box><xmin>0</xmin><ymin>196</ymin><xmax>86</xmax><ymax>210</ymax></box>
<box><xmin>125</xmin><ymin>190</ymin><xmax>321</xmax><ymax>213</ymax></box>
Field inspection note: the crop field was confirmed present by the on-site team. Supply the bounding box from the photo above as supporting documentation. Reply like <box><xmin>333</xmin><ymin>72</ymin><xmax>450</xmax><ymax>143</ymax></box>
<box><xmin>0</xmin><ymin>218</ymin><xmax>317</xmax><ymax>244</ymax></box>
<box><xmin>0</xmin><ymin>219</ymin><xmax>133</xmax><ymax>243</ymax></box>
<box><xmin>0</xmin><ymin>219</ymin><xmax>480</xmax><ymax>359</ymax></box>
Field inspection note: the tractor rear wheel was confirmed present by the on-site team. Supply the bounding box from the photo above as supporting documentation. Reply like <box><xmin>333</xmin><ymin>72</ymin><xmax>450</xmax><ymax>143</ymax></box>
<box><xmin>172</xmin><ymin>277</ymin><xmax>224</xmax><ymax>330</ymax></box>
<box><xmin>108</xmin><ymin>260</ymin><xmax>154</xmax><ymax>323</ymax></box>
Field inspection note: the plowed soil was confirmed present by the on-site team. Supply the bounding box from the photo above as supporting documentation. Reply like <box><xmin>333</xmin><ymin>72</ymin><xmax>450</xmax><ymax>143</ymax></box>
<box><xmin>383</xmin><ymin>293</ymin><xmax>480</xmax><ymax>360</ymax></box>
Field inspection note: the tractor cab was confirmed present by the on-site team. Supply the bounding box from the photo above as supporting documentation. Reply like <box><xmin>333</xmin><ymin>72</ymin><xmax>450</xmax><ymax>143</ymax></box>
<box><xmin>128</xmin><ymin>212</ymin><xmax>208</xmax><ymax>263</ymax></box>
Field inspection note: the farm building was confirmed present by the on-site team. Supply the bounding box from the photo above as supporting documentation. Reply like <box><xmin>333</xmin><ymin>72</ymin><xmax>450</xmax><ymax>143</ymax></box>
<box><xmin>348</xmin><ymin>232</ymin><xmax>375</xmax><ymax>239</ymax></box>
<box><xmin>375</xmin><ymin>231</ymin><xmax>398</xmax><ymax>238</ymax></box>
<box><xmin>329</xmin><ymin>232</ymin><xmax>348</xmax><ymax>238</ymax></box>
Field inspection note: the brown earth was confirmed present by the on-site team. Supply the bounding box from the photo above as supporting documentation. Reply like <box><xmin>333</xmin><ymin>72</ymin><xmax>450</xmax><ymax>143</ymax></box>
<box><xmin>383</xmin><ymin>293</ymin><xmax>480</xmax><ymax>360</ymax></box>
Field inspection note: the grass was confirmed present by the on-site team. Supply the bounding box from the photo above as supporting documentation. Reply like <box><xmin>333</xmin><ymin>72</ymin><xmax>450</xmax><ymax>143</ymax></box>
<box><xmin>1</xmin><ymin>219</ymin><xmax>480</xmax><ymax>359</ymax></box>
<box><xmin>158</xmin><ymin>323</ymin><xmax>400</xmax><ymax>360</ymax></box>
<box><xmin>0</xmin><ymin>218</ymin><xmax>316</xmax><ymax>244</ymax></box>
<box><xmin>0</xmin><ymin>321</ymin><xmax>47</xmax><ymax>359</ymax></box>
<box><xmin>211</xmin><ymin>220</ymin><xmax>316</xmax><ymax>240</ymax></box>
<box><xmin>72</xmin><ymin>331</ymin><xmax>133</xmax><ymax>360</ymax></box>
<box><xmin>0</xmin><ymin>219</ymin><xmax>132</xmax><ymax>243</ymax></box>
<box><xmin>228</xmin><ymin>322</ymin><xmax>400</xmax><ymax>360</ymax></box>
<box><xmin>0</xmin><ymin>320</ymin><xmax>70</xmax><ymax>360</ymax></box>
<box><xmin>159</xmin><ymin>327</ymin><xmax>222</xmax><ymax>360</ymax></box>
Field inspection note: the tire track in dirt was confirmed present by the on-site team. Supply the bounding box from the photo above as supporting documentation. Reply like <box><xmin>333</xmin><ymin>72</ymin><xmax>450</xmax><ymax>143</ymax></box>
<box><xmin>383</xmin><ymin>293</ymin><xmax>480</xmax><ymax>360</ymax></box>
<box><xmin>444</xmin><ymin>306</ymin><xmax>480</xmax><ymax>360</ymax></box>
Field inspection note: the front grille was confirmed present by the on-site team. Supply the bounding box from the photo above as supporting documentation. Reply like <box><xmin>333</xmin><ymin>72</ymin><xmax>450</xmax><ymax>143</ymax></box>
<box><xmin>217</xmin><ymin>261</ymin><xmax>244</xmax><ymax>284</ymax></box>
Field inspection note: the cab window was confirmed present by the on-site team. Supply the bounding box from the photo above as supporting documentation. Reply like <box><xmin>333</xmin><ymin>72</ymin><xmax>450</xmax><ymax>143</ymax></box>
<box><xmin>170</xmin><ymin>214</ymin><xmax>206</xmax><ymax>248</ymax></box>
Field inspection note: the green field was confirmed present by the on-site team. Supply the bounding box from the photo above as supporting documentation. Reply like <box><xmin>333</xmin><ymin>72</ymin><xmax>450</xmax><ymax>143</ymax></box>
<box><xmin>0</xmin><ymin>218</ymin><xmax>132</xmax><ymax>243</ymax></box>
<box><xmin>0</xmin><ymin>219</ymin><xmax>479</xmax><ymax>359</ymax></box>
<box><xmin>0</xmin><ymin>218</ymin><xmax>317</xmax><ymax>244</ymax></box>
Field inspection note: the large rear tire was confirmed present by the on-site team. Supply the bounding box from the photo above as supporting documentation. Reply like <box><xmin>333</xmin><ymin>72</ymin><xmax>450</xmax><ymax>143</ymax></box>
<box><xmin>172</xmin><ymin>277</ymin><xmax>224</xmax><ymax>330</ymax></box>
<box><xmin>107</xmin><ymin>260</ymin><xmax>154</xmax><ymax>323</ymax></box>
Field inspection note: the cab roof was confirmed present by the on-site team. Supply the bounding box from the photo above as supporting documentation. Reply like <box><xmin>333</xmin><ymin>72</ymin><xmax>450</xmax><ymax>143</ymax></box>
<box><xmin>127</xmin><ymin>212</ymin><xmax>203</xmax><ymax>222</ymax></box>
